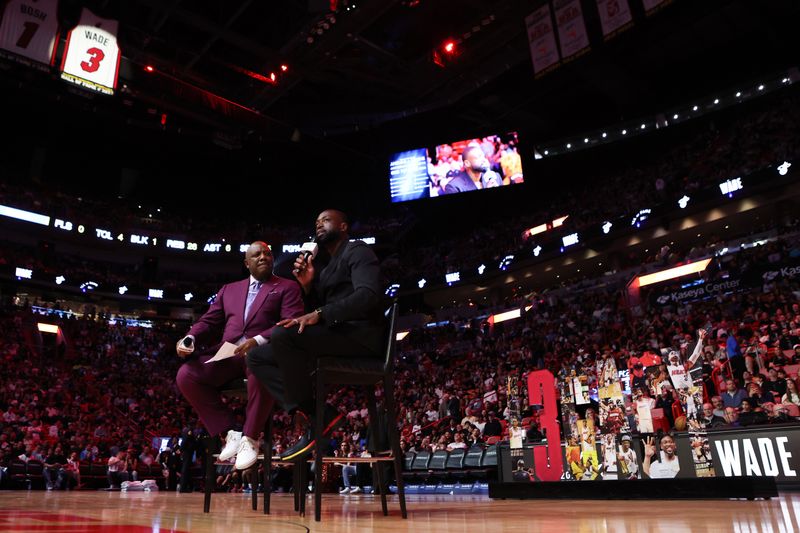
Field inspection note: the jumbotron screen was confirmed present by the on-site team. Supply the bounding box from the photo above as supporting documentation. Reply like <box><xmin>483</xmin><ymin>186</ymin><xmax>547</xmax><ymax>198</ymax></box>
<box><xmin>388</xmin><ymin>132</ymin><xmax>524</xmax><ymax>203</ymax></box>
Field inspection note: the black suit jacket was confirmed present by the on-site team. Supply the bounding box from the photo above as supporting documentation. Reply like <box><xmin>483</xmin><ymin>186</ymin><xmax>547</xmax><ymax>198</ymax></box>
<box><xmin>308</xmin><ymin>240</ymin><xmax>385</xmax><ymax>354</ymax></box>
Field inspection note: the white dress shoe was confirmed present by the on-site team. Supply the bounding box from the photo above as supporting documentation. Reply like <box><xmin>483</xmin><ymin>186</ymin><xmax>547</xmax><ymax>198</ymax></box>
<box><xmin>235</xmin><ymin>436</ymin><xmax>259</xmax><ymax>470</ymax></box>
<box><xmin>349</xmin><ymin>486</ymin><xmax>362</xmax><ymax>494</ymax></box>
<box><xmin>218</xmin><ymin>430</ymin><xmax>243</xmax><ymax>462</ymax></box>
<box><xmin>339</xmin><ymin>487</ymin><xmax>351</xmax><ymax>494</ymax></box>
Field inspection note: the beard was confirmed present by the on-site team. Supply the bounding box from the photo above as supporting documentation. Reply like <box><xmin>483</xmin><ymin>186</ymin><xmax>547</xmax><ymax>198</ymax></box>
<box><xmin>316</xmin><ymin>228</ymin><xmax>341</xmax><ymax>245</ymax></box>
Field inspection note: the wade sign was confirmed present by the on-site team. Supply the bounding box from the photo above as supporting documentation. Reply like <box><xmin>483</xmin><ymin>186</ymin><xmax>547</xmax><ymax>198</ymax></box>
<box><xmin>710</xmin><ymin>429</ymin><xmax>800</xmax><ymax>482</ymax></box>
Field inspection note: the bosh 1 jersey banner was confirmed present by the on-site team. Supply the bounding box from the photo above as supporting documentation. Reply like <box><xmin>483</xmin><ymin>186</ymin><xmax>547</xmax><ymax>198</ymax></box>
<box><xmin>60</xmin><ymin>8</ymin><xmax>120</xmax><ymax>95</ymax></box>
<box><xmin>0</xmin><ymin>0</ymin><xmax>59</xmax><ymax>67</ymax></box>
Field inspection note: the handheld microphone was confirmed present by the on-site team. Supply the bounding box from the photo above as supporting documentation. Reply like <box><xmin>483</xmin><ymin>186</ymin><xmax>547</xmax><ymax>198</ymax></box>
<box><xmin>294</xmin><ymin>241</ymin><xmax>318</xmax><ymax>274</ymax></box>
<box><xmin>182</xmin><ymin>337</ymin><xmax>193</xmax><ymax>348</ymax></box>
<box><xmin>299</xmin><ymin>241</ymin><xmax>318</xmax><ymax>261</ymax></box>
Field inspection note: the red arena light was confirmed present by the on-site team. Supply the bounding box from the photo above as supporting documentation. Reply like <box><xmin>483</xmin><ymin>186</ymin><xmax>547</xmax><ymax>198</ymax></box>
<box><xmin>144</xmin><ymin>65</ymin><xmax>154</xmax><ymax>72</ymax></box>
<box><xmin>280</xmin><ymin>64</ymin><xmax>289</xmax><ymax>72</ymax></box>
<box><xmin>443</xmin><ymin>40</ymin><xmax>456</xmax><ymax>54</ymax></box>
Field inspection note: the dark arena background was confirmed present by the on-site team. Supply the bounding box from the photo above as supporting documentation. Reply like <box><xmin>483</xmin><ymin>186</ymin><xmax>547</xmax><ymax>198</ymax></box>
<box><xmin>1</xmin><ymin>0</ymin><xmax>800</xmax><ymax>531</ymax></box>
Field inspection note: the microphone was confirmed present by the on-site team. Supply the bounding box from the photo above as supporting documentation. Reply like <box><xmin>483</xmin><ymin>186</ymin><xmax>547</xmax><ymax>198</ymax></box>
<box><xmin>294</xmin><ymin>241</ymin><xmax>318</xmax><ymax>274</ymax></box>
<box><xmin>182</xmin><ymin>336</ymin><xmax>193</xmax><ymax>348</ymax></box>
<box><xmin>299</xmin><ymin>241</ymin><xmax>318</xmax><ymax>260</ymax></box>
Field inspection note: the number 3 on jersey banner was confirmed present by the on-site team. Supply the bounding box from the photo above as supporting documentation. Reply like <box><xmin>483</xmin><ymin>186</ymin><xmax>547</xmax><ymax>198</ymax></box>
<box><xmin>527</xmin><ymin>370</ymin><xmax>563</xmax><ymax>481</ymax></box>
<box><xmin>59</xmin><ymin>8</ymin><xmax>120</xmax><ymax>95</ymax></box>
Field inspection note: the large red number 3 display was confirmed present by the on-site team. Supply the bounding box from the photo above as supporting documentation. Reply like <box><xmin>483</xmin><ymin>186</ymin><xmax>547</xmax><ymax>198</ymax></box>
<box><xmin>80</xmin><ymin>47</ymin><xmax>105</xmax><ymax>73</ymax></box>
<box><xmin>527</xmin><ymin>370</ymin><xmax>563</xmax><ymax>481</ymax></box>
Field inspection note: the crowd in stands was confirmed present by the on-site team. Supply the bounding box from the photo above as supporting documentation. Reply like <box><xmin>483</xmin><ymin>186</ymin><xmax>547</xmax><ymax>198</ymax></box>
<box><xmin>2</xmin><ymin>88</ymin><xmax>800</xmax><ymax>492</ymax></box>
<box><xmin>2</xmin><ymin>224</ymin><xmax>799</xmax><ymax>492</ymax></box>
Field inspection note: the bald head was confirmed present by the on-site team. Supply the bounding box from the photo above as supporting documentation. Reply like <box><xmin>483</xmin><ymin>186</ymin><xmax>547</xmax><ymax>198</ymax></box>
<box><xmin>244</xmin><ymin>241</ymin><xmax>273</xmax><ymax>281</ymax></box>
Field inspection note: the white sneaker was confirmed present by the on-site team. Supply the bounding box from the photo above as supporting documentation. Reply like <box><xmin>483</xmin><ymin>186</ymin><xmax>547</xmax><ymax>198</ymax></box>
<box><xmin>234</xmin><ymin>436</ymin><xmax>259</xmax><ymax>470</ymax></box>
<box><xmin>349</xmin><ymin>486</ymin><xmax>362</xmax><ymax>494</ymax></box>
<box><xmin>339</xmin><ymin>487</ymin><xmax>351</xmax><ymax>494</ymax></box>
<box><xmin>218</xmin><ymin>430</ymin><xmax>243</xmax><ymax>462</ymax></box>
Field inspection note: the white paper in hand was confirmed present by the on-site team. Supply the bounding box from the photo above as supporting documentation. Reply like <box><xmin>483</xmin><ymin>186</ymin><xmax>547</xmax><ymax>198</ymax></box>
<box><xmin>204</xmin><ymin>342</ymin><xmax>239</xmax><ymax>363</ymax></box>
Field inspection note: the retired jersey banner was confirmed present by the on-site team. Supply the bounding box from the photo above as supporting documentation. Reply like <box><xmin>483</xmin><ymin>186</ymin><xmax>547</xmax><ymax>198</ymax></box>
<box><xmin>553</xmin><ymin>0</ymin><xmax>590</xmax><ymax>61</ymax></box>
<box><xmin>525</xmin><ymin>4</ymin><xmax>560</xmax><ymax>77</ymax></box>
<box><xmin>596</xmin><ymin>0</ymin><xmax>633</xmax><ymax>40</ymax></box>
<box><xmin>60</xmin><ymin>8</ymin><xmax>120</xmax><ymax>95</ymax></box>
<box><xmin>0</xmin><ymin>0</ymin><xmax>59</xmax><ymax>67</ymax></box>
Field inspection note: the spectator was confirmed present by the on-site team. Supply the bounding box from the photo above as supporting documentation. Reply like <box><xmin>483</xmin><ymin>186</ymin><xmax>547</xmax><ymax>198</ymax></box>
<box><xmin>721</xmin><ymin>380</ymin><xmax>747</xmax><ymax>409</ymax></box>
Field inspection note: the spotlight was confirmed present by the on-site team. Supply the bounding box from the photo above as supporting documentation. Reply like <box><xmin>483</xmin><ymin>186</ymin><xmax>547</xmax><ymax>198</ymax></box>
<box><xmin>692</xmin><ymin>105</ymin><xmax>698</xmax><ymax>111</ymax></box>
<box><xmin>144</xmin><ymin>65</ymin><xmax>154</xmax><ymax>73</ymax></box>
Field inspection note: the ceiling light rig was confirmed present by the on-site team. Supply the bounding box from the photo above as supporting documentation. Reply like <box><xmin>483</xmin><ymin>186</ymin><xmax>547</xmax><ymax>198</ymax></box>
<box><xmin>431</xmin><ymin>14</ymin><xmax>496</xmax><ymax>68</ymax></box>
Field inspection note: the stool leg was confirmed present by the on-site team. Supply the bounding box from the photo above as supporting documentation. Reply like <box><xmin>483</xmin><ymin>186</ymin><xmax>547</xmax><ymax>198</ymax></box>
<box><xmin>300</xmin><ymin>460</ymin><xmax>307</xmax><ymax>516</ymax></box>
<box><xmin>293</xmin><ymin>462</ymin><xmax>300</xmax><ymax>512</ymax></box>
<box><xmin>384</xmin><ymin>374</ymin><xmax>407</xmax><ymax>518</ymax></box>
<box><xmin>251</xmin><ymin>466</ymin><xmax>258</xmax><ymax>511</ymax></box>
<box><xmin>376</xmin><ymin>461</ymin><xmax>388</xmax><ymax>516</ymax></box>
<box><xmin>203</xmin><ymin>436</ymin><xmax>217</xmax><ymax>513</ymax></box>
<box><xmin>365</xmin><ymin>386</ymin><xmax>388</xmax><ymax>515</ymax></box>
<box><xmin>313</xmin><ymin>376</ymin><xmax>326</xmax><ymax>522</ymax></box>
<box><xmin>264</xmin><ymin>415</ymin><xmax>272</xmax><ymax>514</ymax></box>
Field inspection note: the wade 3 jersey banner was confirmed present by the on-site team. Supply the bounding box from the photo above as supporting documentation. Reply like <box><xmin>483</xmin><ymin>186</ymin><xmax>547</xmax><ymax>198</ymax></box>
<box><xmin>60</xmin><ymin>8</ymin><xmax>120</xmax><ymax>95</ymax></box>
<box><xmin>0</xmin><ymin>0</ymin><xmax>59</xmax><ymax>66</ymax></box>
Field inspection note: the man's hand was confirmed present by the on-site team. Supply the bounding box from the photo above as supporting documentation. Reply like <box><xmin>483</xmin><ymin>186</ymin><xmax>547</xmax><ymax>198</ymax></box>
<box><xmin>277</xmin><ymin>311</ymin><xmax>320</xmax><ymax>334</ymax></box>
<box><xmin>292</xmin><ymin>254</ymin><xmax>315</xmax><ymax>293</ymax></box>
<box><xmin>176</xmin><ymin>336</ymin><xmax>194</xmax><ymax>358</ymax></box>
<box><xmin>644</xmin><ymin>436</ymin><xmax>656</xmax><ymax>459</ymax></box>
<box><xmin>698</xmin><ymin>329</ymin><xmax>707</xmax><ymax>340</ymax></box>
<box><xmin>234</xmin><ymin>338</ymin><xmax>258</xmax><ymax>356</ymax></box>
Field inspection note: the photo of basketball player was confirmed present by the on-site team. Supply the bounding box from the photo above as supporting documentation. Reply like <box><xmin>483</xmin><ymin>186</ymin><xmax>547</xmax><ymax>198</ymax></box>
<box><xmin>600</xmin><ymin>433</ymin><xmax>618</xmax><ymax>480</ymax></box>
<box><xmin>690</xmin><ymin>433</ymin><xmax>715</xmax><ymax>477</ymax></box>
<box><xmin>577</xmin><ymin>418</ymin><xmax>600</xmax><ymax>480</ymax></box>
<box><xmin>616</xmin><ymin>435</ymin><xmax>639</xmax><ymax>479</ymax></box>
<box><xmin>565</xmin><ymin>436</ymin><xmax>583</xmax><ymax>480</ymax></box>
<box><xmin>642</xmin><ymin>434</ymin><xmax>681</xmax><ymax>479</ymax></box>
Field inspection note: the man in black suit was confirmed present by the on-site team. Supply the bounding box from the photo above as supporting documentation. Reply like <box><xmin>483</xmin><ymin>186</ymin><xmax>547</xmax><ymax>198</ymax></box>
<box><xmin>247</xmin><ymin>209</ymin><xmax>385</xmax><ymax>460</ymax></box>
<box><xmin>442</xmin><ymin>145</ymin><xmax>502</xmax><ymax>194</ymax></box>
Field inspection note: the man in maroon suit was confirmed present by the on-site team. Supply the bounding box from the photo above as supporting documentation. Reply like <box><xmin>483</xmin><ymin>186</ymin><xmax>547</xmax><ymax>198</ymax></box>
<box><xmin>176</xmin><ymin>241</ymin><xmax>303</xmax><ymax>470</ymax></box>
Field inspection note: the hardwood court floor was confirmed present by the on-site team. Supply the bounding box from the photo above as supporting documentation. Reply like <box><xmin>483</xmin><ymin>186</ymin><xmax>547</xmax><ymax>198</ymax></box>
<box><xmin>0</xmin><ymin>490</ymin><xmax>797</xmax><ymax>532</ymax></box>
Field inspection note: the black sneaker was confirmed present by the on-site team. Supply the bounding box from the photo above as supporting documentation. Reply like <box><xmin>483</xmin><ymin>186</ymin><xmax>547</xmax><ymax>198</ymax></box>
<box><xmin>279</xmin><ymin>406</ymin><xmax>344</xmax><ymax>461</ymax></box>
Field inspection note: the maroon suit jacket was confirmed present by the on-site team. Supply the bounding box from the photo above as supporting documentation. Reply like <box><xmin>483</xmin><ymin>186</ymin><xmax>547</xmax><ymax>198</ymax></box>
<box><xmin>188</xmin><ymin>275</ymin><xmax>304</xmax><ymax>354</ymax></box>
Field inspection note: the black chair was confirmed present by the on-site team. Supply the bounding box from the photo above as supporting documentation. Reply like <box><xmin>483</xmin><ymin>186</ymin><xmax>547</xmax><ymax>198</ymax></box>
<box><xmin>202</xmin><ymin>378</ymin><xmax>274</xmax><ymax>514</ymax></box>
<box><xmin>404</xmin><ymin>449</ymin><xmax>432</xmax><ymax>484</ymax></box>
<box><xmin>404</xmin><ymin>451</ymin><xmax>416</xmax><ymax>471</ymax></box>
<box><xmin>304</xmin><ymin>302</ymin><xmax>407</xmax><ymax>522</ymax></box>
<box><xmin>26</xmin><ymin>460</ymin><xmax>44</xmax><ymax>489</ymax></box>
<box><xmin>472</xmin><ymin>444</ymin><xmax>498</xmax><ymax>480</ymax></box>
<box><xmin>8</xmin><ymin>459</ymin><xmax>29</xmax><ymax>489</ymax></box>
<box><xmin>427</xmin><ymin>450</ymin><xmax>449</xmax><ymax>483</ymax></box>
<box><xmin>454</xmin><ymin>446</ymin><xmax>484</xmax><ymax>482</ymax></box>
<box><xmin>445</xmin><ymin>448</ymin><xmax>465</xmax><ymax>471</ymax></box>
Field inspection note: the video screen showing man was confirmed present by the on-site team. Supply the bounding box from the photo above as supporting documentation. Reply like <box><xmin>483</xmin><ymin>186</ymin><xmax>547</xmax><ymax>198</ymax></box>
<box><xmin>432</xmin><ymin>133</ymin><xmax>523</xmax><ymax>197</ymax></box>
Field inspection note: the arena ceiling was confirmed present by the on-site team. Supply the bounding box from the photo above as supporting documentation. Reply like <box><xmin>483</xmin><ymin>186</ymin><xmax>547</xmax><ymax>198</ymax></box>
<box><xmin>40</xmin><ymin>0</ymin><xmax>799</xmax><ymax>147</ymax></box>
<box><xmin>1</xmin><ymin>0</ymin><xmax>797</xmax><ymax>218</ymax></box>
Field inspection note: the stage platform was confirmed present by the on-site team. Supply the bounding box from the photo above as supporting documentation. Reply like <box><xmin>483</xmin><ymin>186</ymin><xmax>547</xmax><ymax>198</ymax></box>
<box><xmin>1</xmin><ymin>489</ymin><xmax>798</xmax><ymax>532</ymax></box>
